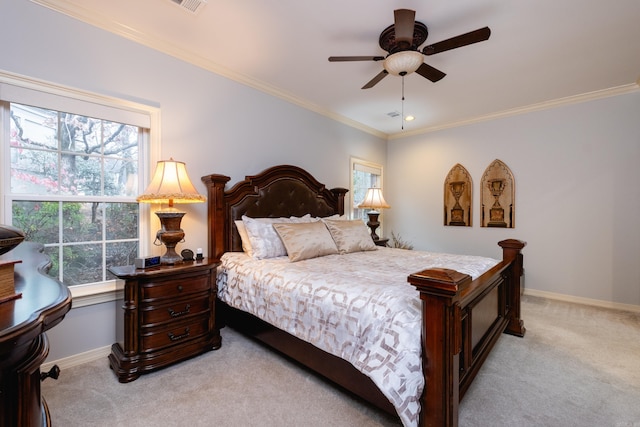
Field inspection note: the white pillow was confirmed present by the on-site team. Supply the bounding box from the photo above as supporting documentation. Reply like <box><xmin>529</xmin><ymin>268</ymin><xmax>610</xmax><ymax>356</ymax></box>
<box><xmin>241</xmin><ymin>216</ymin><xmax>289</xmax><ymax>259</ymax></box>
<box><xmin>323</xmin><ymin>219</ymin><xmax>377</xmax><ymax>254</ymax></box>
<box><xmin>272</xmin><ymin>222</ymin><xmax>339</xmax><ymax>262</ymax></box>
<box><xmin>315</xmin><ymin>214</ymin><xmax>347</xmax><ymax>221</ymax></box>
<box><xmin>234</xmin><ymin>220</ymin><xmax>254</xmax><ymax>256</ymax></box>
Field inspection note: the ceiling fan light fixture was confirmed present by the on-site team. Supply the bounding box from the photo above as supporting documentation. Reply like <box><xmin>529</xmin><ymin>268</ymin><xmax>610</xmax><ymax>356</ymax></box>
<box><xmin>383</xmin><ymin>51</ymin><xmax>423</xmax><ymax>76</ymax></box>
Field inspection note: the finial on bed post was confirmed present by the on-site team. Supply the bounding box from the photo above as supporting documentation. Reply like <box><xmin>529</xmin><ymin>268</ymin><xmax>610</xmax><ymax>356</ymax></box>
<box><xmin>201</xmin><ymin>174</ymin><xmax>231</xmax><ymax>260</ymax></box>
<box><xmin>498</xmin><ymin>239</ymin><xmax>527</xmax><ymax>337</ymax></box>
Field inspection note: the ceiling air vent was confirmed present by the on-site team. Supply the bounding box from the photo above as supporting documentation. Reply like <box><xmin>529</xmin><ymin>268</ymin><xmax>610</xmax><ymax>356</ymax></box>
<box><xmin>170</xmin><ymin>0</ymin><xmax>207</xmax><ymax>14</ymax></box>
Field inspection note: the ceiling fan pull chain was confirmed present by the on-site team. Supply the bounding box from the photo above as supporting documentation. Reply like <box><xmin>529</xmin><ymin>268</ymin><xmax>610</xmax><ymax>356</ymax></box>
<box><xmin>401</xmin><ymin>75</ymin><xmax>405</xmax><ymax>130</ymax></box>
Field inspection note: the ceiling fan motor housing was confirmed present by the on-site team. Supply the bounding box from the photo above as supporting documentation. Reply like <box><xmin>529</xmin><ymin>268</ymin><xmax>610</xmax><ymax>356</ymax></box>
<box><xmin>379</xmin><ymin>21</ymin><xmax>429</xmax><ymax>54</ymax></box>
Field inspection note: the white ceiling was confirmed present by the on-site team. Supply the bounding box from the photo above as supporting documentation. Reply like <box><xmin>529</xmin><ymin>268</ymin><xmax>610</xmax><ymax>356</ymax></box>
<box><xmin>33</xmin><ymin>0</ymin><xmax>640</xmax><ymax>138</ymax></box>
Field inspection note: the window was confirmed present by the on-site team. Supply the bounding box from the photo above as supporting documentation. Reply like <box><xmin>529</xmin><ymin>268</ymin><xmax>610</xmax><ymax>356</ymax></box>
<box><xmin>1</xmin><ymin>73</ymin><xmax>158</xmax><ymax>296</ymax></box>
<box><xmin>350</xmin><ymin>157</ymin><xmax>384</xmax><ymax>227</ymax></box>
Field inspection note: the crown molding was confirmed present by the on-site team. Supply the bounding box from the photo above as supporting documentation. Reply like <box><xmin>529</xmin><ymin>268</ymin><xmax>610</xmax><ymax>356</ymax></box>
<box><xmin>389</xmin><ymin>82</ymin><xmax>640</xmax><ymax>140</ymax></box>
<box><xmin>29</xmin><ymin>0</ymin><xmax>387</xmax><ymax>139</ymax></box>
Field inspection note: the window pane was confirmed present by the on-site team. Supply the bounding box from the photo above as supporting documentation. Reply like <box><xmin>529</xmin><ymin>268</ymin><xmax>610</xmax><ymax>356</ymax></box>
<box><xmin>60</xmin><ymin>154</ymin><xmax>102</xmax><ymax>196</ymax></box>
<box><xmin>63</xmin><ymin>202</ymin><xmax>103</xmax><ymax>242</ymax></box>
<box><xmin>106</xmin><ymin>241</ymin><xmax>138</xmax><ymax>279</ymax></box>
<box><xmin>106</xmin><ymin>203</ymin><xmax>138</xmax><ymax>240</ymax></box>
<box><xmin>44</xmin><ymin>246</ymin><xmax>60</xmax><ymax>280</ymax></box>
<box><xmin>10</xmin><ymin>148</ymin><xmax>59</xmax><ymax>194</ymax></box>
<box><xmin>105</xmin><ymin>159</ymin><xmax>138</xmax><ymax>197</ymax></box>
<box><xmin>10</xmin><ymin>104</ymin><xmax>58</xmax><ymax>149</ymax></box>
<box><xmin>103</xmin><ymin>122</ymin><xmax>139</xmax><ymax>158</ymax></box>
<box><xmin>61</xmin><ymin>113</ymin><xmax>101</xmax><ymax>153</ymax></box>
<box><xmin>12</xmin><ymin>201</ymin><xmax>59</xmax><ymax>244</ymax></box>
<box><xmin>63</xmin><ymin>243</ymin><xmax>103</xmax><ymax>285</ymax></box>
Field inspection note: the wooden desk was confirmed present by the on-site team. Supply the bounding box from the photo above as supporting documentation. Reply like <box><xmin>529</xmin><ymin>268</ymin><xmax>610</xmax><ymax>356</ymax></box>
<box><xmin>0</xmin><ymin>242</ymin><xmax>72</xmax><ymax>427</ymax></box>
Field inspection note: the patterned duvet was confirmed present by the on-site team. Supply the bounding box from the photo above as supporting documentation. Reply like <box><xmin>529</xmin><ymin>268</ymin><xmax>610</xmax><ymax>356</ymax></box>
<box><xmin>216</xmin><ymin>247</ymin><xmax>499</xmax><ymax>426</ymax></box>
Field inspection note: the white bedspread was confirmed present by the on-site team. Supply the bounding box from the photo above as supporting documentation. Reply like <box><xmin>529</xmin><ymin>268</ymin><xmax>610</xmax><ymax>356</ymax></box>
<box><xmin>217</xmin><ymin>247</ymin><xmax>499</xmax><ymax>426</ymax></box>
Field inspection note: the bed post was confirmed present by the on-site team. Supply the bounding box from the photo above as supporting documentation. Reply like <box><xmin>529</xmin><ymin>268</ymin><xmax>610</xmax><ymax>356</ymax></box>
<box><xmin>498</xmin><ymin>239</ymin><xmax>527</xmax><ymax>337</ymax></box>
<box><xmin>408</xmin><ymin>268</ymin><xmax>470</xmax><ymax>427</ymax></box>
<box><xmin>201</xmin><ymin>174</ymin><xmax>230</xmax><ymax>260</ymax></box>
<box><xmin>330</xmin><ymin>188</ymin><xmax>348</xmax><ymax>216</ymax></box>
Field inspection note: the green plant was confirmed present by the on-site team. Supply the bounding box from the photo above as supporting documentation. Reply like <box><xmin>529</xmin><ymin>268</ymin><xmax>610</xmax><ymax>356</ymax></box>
<box><xmin>390</xmin><ymin>231</ymin><xmax>414</xmax><ymax>250</ymax></box>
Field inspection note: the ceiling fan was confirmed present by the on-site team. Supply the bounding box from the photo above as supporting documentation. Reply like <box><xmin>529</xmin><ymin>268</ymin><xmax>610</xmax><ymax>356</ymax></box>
<box><xmin>328</xmin><ymin>9</ymin><xmax>491</xmax><ymax>89</ymax></box>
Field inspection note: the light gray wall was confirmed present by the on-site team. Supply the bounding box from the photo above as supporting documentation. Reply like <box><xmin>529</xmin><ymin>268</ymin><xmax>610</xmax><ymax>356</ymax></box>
<box><xmin>386</xmin><ymin>92</ymin><xmax>640</xmax><ymax>306</ymax></box>
<box><xmin>1</xmin><ymin>0</ymin><xmax>386</xmax><ymax>361</ymax></box>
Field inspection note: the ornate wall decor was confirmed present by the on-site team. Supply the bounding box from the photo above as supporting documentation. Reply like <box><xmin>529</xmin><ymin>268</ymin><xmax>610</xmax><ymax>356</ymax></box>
<box><xmin>480</xmin><ymin>159</ymin><xmax>515</xmax><ymax>228</ymax></box>
<box><xmin>443</xmin><ymin>163</ymin><xmax>472</xmax><ymax>227</ymax></box>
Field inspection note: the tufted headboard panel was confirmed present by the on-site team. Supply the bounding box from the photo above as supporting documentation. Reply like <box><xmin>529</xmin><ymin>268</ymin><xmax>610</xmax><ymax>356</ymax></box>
<box><xmin>202</xmin><ymin>165</ymin><xmax>347</xmax><ymax>259</ymax></box>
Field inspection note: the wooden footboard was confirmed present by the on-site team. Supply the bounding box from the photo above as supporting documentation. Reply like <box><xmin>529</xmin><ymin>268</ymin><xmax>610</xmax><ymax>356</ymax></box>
<box><xmin>408</xmin><ymin>239</ymin><xmax>526</xmax><ymax>427</ymax></box>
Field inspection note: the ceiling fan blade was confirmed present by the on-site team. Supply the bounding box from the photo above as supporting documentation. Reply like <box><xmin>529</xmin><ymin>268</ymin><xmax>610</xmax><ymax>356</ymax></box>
<box><xmin>328</xmin><ymin>56</ymin><xmax>385</xmax><ymax>62</ymax></box>
<box><xmin>415</xmin><ymin>63</ymin><xmax>446</xmax><ymax>82</ymax></box>
<box><xmin>362</xmin><ymin>70</ymin><xmax>389</xmax><ymax>89</ymax></box>
<box><xmin>422</xmin><ymin>27</ymin><xmax>491</xmax><ymax>55</ymax></box>
<box><xmin>394</xmin><ymin>9</ymin><xmax>416</xmax><ymax>45</ymax></box>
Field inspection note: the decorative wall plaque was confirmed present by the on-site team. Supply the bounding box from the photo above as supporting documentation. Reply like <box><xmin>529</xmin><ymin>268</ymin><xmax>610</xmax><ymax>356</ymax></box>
<box><xmin>443</xmin><ymin>163</ymin><xmax>472</xmax><ymax>227</ymax></box>
<box><xmin>480</xmin><ymin>159</ymin><xmax>515</xmax><ymax>228</ymax></box>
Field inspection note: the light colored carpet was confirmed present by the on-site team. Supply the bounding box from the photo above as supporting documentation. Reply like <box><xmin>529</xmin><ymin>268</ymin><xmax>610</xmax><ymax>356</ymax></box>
<box><xmin>43</xmin><ymin>296</ymin><xmax>640</xmax><ymax>426</ymax></box>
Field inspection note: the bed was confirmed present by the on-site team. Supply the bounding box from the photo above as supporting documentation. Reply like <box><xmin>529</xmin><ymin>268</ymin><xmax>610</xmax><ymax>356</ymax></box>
<box><xmin>202</xmin><ymin>164</ymin><xmax>526</xmax><ymax>427</ymax></box>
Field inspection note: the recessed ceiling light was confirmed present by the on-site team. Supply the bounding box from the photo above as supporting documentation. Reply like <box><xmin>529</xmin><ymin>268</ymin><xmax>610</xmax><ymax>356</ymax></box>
<box><xmin>404</xmin><ymin>115</ymin><xmax>415</xmax><ymax>121</ymax></box>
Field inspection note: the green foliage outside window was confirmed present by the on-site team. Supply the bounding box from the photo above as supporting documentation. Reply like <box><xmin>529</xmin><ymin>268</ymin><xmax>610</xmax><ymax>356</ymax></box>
<box><xmin>7</xmin><ymin>103</ymin><xmax>141</xmax><ymax>287</ymax></box>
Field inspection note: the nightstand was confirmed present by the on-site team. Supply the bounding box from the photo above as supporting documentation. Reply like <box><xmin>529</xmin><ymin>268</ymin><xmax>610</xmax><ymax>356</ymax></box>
<box><xmin>374</xmin><ymin>238</ymin><xmax>389</xmax><ymax>247</ymax></box>
<box><xmin>108</xmin><ymin>259</ymin><xmax>220</xmax><ymax>383</ymax></box>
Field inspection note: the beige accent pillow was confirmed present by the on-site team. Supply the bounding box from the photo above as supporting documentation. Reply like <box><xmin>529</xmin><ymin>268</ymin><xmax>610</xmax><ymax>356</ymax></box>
<box><xmin>323</xmin><ymin>219</ymin><xmax>377</xmax><ymax>254</ymax></box>
<box><xmin>272</xmin><ymin>222</ymin><xmax>338</xmax><ymax>262</ymax></box>
<box><xmin>240</xmin><ymin>215</ymin><xmax>319</xmax><ymax>259</ymax></box>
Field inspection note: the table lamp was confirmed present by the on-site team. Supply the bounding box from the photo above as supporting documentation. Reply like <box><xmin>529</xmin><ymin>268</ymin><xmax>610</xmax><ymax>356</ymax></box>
<box><xmin>358</xmin><ymin>187</ymin><xmax>390</xmax><ymax>241</ymax></box>
<box><xmin>137</xmin><ymin>158</ymin><xmax>206</xmax><ymax>264</ymax></box>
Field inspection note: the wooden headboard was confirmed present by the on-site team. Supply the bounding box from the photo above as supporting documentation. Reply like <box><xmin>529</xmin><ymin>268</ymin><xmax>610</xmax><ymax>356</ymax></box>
<box><xmin>201</xmin><ymin>165</ymin><xmax>348</xmax><ymax>260</ymax></box>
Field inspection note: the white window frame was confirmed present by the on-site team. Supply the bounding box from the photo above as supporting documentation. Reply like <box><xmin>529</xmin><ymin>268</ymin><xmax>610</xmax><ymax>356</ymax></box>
<box><xmin>0</xmin><ymin>71</ymin><xmax>161</xmax><ymax>306</ymax></box>
<box><xmin>349</xmin><ymin>157</ymin><xmax>385</xmax><ymax>234</ymax></box>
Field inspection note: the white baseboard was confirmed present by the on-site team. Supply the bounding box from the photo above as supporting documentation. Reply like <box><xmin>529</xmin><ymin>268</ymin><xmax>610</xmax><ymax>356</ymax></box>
<box><xmin>43</xmin><ymin>345</ymin><xmax>111</xmax><ymax>372</ymax></box>
<box><xmin>524</xmin><ymin>288</ymin><xmax>640</xmax><ymax>313</ymax></box>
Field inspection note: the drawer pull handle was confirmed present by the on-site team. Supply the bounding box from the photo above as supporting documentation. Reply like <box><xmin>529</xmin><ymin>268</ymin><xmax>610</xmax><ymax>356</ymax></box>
<box><xmin>41</xmin><ymin>365</ymin><xmax>60</xmax><ymax>382</ymax></box>
<box><xmin>177</xmin><ymin>285</ymin><xmax>183</xmax><ymax>292</ymax></box>
<box><xmin>168</xmin><ymin>327</ymin><xmax>190</xmax><ymax>342</ymax></box>
<box><xmin>168</xmin><ymin>304</ymin><xmax>191</xmax><ymax>318</ymax></box>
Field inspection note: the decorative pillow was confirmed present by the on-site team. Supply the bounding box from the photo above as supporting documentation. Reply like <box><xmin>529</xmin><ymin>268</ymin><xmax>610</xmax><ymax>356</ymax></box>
<box><xmin>323</xmin><ymin>219</ymin><xmax>377</xmax><ymax>254</ymax></box>
<box><xmin>0</xmin><ymin>224</ymin><xmax>25</xmax><ymax>256</ymax></box>
<box><xmin>272</xmin><ymin>222</ymin><xmax>338</xmax><ymax>262</ymax></box>
<box><xmin>241</xmin><ymin>216</ymin><xmax>291</xmax><ymax>259</ymax></box>
<box><xmin>234</xmin><ymin>220</ymin><xmax>254</xmax><ymax>256</ymax></box>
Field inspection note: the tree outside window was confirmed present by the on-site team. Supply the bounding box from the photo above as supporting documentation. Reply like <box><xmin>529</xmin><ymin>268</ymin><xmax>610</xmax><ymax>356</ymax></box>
<box><xmin>7</xmin><ymin>103</ymin><xmax>141</xmax><ymax>286</ymax></box>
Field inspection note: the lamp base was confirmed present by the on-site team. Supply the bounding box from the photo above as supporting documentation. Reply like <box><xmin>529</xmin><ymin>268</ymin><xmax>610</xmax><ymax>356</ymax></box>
<box><xmin>366</xmin><ymin>211</ymin><xmax>381</xmax><ymax>241</ymax></box>
<box><xmin>155</xmin><ymin>211</ymin><xmax>186</xmax><ymax>265</ymax></box>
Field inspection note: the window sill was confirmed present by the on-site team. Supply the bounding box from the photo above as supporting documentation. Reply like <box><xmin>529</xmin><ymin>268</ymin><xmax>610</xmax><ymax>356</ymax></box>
<box><xmin>69</xmin><ymin>280</ymin><xmax>124</xmax><ymax>308</ymax></box>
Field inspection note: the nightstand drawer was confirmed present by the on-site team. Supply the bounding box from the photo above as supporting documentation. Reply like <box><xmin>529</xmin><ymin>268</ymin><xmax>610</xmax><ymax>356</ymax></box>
<box><xmin>141</xmin><ymin>315</ymin><xmax>210</xmax><ymax>353</ymax></box>
<box><xmin>140</xmin><ymin>272</ymin><xmax>210</xmax><ymax>301</ymax></box>
<box><xmin>141</xmin><ymin>294</ymin><xmax>210</xmax><ymax>326</ymax></box>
